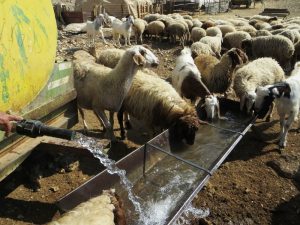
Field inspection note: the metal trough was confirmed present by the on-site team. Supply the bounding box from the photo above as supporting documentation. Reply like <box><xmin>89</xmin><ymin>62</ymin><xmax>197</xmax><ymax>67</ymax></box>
<box><xmin>57</xmin><ymin>98</ymin><xmax>257</xmax><ymax>224</ymax></box>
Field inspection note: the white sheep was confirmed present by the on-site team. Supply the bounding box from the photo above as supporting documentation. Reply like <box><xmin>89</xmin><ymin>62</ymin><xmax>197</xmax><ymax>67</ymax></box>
<box><xmin>199</xmin><ymin>36</ymin><xmax>222</xmax><ymax>58</ymax></box>
<box><xmin>233</xmin><ymin>57</ymin><xmax>285</xmax><ymax>117</ymax></box>
<box><xmin>96</xmin><ymin>48</ymin><xmax>125</xmax><ymax>68</ymax></box>
<box><xmin>254</xmin><ymin>62</ymin><xmax>300</xmax><ymax>149</ymax></box>
<box><xmin>132</xmin><ymin>18</ymin><xmax>148</xmax><ymax>44</ymax></box>
<box><xmin>86</xmin><ymin>15</ymin><xmax>106</xmax><ymax>46</ymax></box>
<box><xmin>145</xmin><ymin>20</ymin><xmax>165</xmax><ymax>40</ymax></box>
<box><xmin>117</xmin><ymin>71</ymin><xmax>201</xmax><ymax>144</ymax></box>
<box><xmin>190</xmin><ymin>27</ymin><xmax>206</xmax><ymax>43</ymax></box>
<box><xmin>241</xmin><ymin>35</ymin><xmax>295</xmax><ymax>70</ymax></box>
<box><xmin>190</xmin><ymin>42</ymin><xmax>215</xmax><ymax>58</ymax></box>
<box><xmin>73</xmin><ymin>45</ymin><xmax>159</xmax><ymax>140</ymax></box>
<box><xmin>206</xmin><ymin>27</ymin><xmax>222</xmax><ymax>37</ymax></box>
<box><xmin>217</xmin><ymin>25</ymin><xmax>236</xmax><ymax>37</ymax></box>
<box><xmin>112</xmin><ymin>15</ymin><xmax>135</xmax><ymax>46</ymax></box>
<box><xmin>223</xmin><ymin>31</ymin><xmax>251</xmax><ymax>50</ymax></box>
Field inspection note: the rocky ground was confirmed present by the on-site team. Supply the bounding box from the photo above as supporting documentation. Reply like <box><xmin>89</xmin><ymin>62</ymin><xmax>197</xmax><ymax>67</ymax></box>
<box><xmin>0</xmin><ymin>1</ymin><xmax>300</xmax><ymax>224</ymax></box>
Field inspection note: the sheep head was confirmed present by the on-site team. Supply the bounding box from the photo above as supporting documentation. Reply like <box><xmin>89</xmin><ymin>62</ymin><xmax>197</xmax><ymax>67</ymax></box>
<box><xmin>169</xmin><ymin>114</ymin><xmax>200</xmax><ymax>145</ymax></box>
<box><xmin>254</xmin><ymin>83</ymin><xmax>291</xmax><ymax>119</ymax></box>
<box><xmin>131</xmin><ymin>45</ymin><xmax>159</xmax><ymax>67</ymax></box>
<box><xmin>227</xmin><ymin>48</ymin><xmax>248</xmax><ymax>68</ymax></box>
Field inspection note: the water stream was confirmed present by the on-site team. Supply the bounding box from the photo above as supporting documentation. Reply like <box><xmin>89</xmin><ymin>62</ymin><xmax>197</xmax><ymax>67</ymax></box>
<box><xmin>74</xmin><ymin>133</ymin><xmax>143</xmax><ymax>220</ymax></box>
<box><xmin>74</xmin><ymin>132</ymin><xmax>209</xmax><ymax>224</ymax></box>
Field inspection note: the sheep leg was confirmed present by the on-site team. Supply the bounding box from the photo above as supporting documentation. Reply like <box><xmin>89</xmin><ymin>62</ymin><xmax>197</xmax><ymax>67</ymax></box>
<box><xmin>94</xmin><ymin>108</ymin><xmax>116</xmax><ymax>141</ymax></box>
<box><xmin>109</xmin><ymin>111</ymin><xmax>114</xmax><ymax>130</ymax></box>
<box><xmin>117</xmin><ymin>107</ymin><xmax>126</xmax><ymax>140</ymax></box>
<box><xmin>78</xmin><ymin>107</ymin><xmax>89</xmax><ymax>132</ymax></box>
<box><xmin>279</xmin><ymin>111</ymin><xmax>298</xmax><ymax>149</ymax></box>
<box><xmin>127</xmin><ymin>34</ymin><xmax>131</xmax><ymax>46</ymax></box>
<box><xmin>265</xmin><ymin>101</ymin><xmax>275</xmax><ymax>122</ymax></box>
<box><xmin>99</xmin><ymin>29</ymin><xmax>107</xmax><ymax>44</ymax></box>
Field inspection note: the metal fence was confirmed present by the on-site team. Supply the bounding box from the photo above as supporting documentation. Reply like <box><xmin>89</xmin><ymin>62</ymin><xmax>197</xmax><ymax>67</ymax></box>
<box><xmin>202</xmin><ymin>0</ymin><xmax>230</xmax><ymax>14</ymax></box>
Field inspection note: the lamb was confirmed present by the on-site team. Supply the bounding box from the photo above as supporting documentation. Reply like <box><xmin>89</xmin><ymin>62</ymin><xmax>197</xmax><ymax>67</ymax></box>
<box><xmin>194</xmin><ymin>48</ymin><xmax>248</xmax><ymax>95</ymax></box>
<box><xmin>233</xmin><ymin>57</ymin><xmax>285</xmax><ymax>117</ymax></box>
<box><xmin>86</xmin><ymin>15</ymin><xmax>106</xmax><ymax>46</ymax></box>
<box><xmin>190</xmin><ymin>42</ymin><xmax>215</xmax><ymax>58</ymax></box>
<box><xmin>223</xmin><ymin>31</ymin><xmax>251</xmax><ymax>49</ymax></box>
<box><xmin>241</xmin><ymin>35</ymin><xmax>295</xmax><ymax>70</ymax></box>
<box><xmin>117</xmin><ymin>71</ymin><xmax>201</xmax><ymax>144</ymax></box>
<box><xmin>199</xmin><ymin>36</ymin><xmax>222</xmax><ymax>58</ymax></box>
<box><xmin>112</xmin><ymin>15</ymin><xmax>135</xmax><ymax>46</ymax></box>
<box><xmin>254</xmin><ymin>62</ymin><xmax>300</xmax><ymax>149</ymax></box>
<box><xmin>190</xmin><ymin>27</ymin><xmax>206</xmax><ymax>42</ymax></box>
<box><xmin>132</xmin><ymin>18</ymin><xmax>148</xmax><ymax>44</ymax></box>
<box><xmin>73</xmin><ymin>45</ymin><xmax>159</xmax><ymax>140</ymax></box>
<box><xmin>172</xmin><ymin>47</ymin><xmax>211</xmax><ymax>103</ymax></box>
<box><xmin>145</xmin><ymin>21</ymin><xmax>165</xmax><ymax>40</ymax></box>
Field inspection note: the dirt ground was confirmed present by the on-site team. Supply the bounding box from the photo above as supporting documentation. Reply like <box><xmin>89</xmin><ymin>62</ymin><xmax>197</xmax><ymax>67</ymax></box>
<box><xmin>1</xmin><ymin>0</ymin><xmax>300</xmax><ymax>224</ymax></box>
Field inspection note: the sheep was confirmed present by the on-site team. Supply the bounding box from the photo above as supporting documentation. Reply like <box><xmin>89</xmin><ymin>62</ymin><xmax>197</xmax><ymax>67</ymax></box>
<box><xmin>223</xmin><ymin>31</ymin><xmax>251</xmax><ymax>49</ymax></box>
<box><xmin>192</xmin><ymin>19</ymin><xmax>203</xmax><ymax>28</ymax></box>
<box><xmin>166</xmin><ymin>22</ymin><xmax>186</xmax><ymax>46</ymax></box>
<box><xmin>236</xmin><ymin>25</ymin><xmax>257</xmax><ymax>37</ymax></box>
<box><xmin>143</xmin><ymin>13</ymin><xmax>161</xmax><ymax>23</ymax></box>
<box><xmin>47</xmin><ymin>189</ymin><xmax>125</xmax><ymax>225</ymax></box>
<box><xmin>190</xmin><ymin>42</ymin><xmax>215</xmax><ymax>58</ymax></box>
<box><xmin>250</xmin><ymin>15</ymin><xmax>277</xmax><ymax>23</ymax></box>
<box><xmin>117</xmin><ymin>71</ymin><xmax>201</xmax><ymax>144</ymax></box>
<box><xmin>292</xmin><ymin>41</ymin><xmax>300</xmax><ymax>67</ymax></box>
<box><xmin>241</xmin><ymin>35</ymin><xmax>295</xmax><ymax>70</ymax></box>
<box><xmin>217</xmin><ymin>25</ymin><xmax>236</xmax><ymax>37</ymax></box>
<box><xmin>201</xmin><ymin>21</ymin><xmax>215</xmax><ymax>29</ymax></box>
<box><xmin>132</xmin><ymin>18</ymin><xmax>147</xmax><ymax>44</ymax></box>
<box><xmin>184</xmin><ymin>19</ymin><xmax>193</xmax><ymax>31</ymax></box>
<box><xmin>112</xmin><ymin>15</ymin><xmax>135</xmax><ymax>46</ymax></box>
<box><xmin>199</xmin><ymin>36</ymin><xmax>223</xmax><ymax>59</ymax></box>
<box><xmin>86</xmin><ymin>15</ymin><xmax>106</xmax><ymax>46</ymax></box>
<box><xmin>233</xmin><ymin>57</ymin><xmax>285</xmax><ymax>117</ymax></box>
<box><xmin>190</xmin><ymin>27</ymin><xmax>206</xmax><ymax>43</ymax></box>
<box><xmin>183</xmin><ymin>15</ymin><xmax>193</xmax><ymax>20</ymax></box>
<box><xmin>96</xmin><ymin>48</ymin><xmax>125</xmax><ymax>68</ymax></box>
<box><xmin>256</xmin><ymin>30</ymin><xmax>272</xmax><ymax>37</ymax></box>
<box><xmin>194</xmin><ymin>48</ymin><xmax>248</xmax><ymax>95</ymax></box>
<box><xmin>172</xmin><ymin>47</ymin><xmax>211</xmax><ymax>103</ymax></box>
<box><xmin>145</xmin><ymin>21</ymin><xmax>165</xmax><ymax>40</ymax></box>
<box><xmin>206</xmin><ymin>26</ymin><xmax>222</xmax><ymax>37</ymax></box>
<box><xmin>276</xmin><ymin>30</ymin><xmax>296</xmax><ymax>44</ymax></box>
<box><xmin>73</xmin><ymin>45</ymin><xmax>159</xmax><ymax>140</ymax></box>
<box><xmin>254</xmin><ymin>62</ymin><xmax>300</xmax><ymax>149</ymax></box>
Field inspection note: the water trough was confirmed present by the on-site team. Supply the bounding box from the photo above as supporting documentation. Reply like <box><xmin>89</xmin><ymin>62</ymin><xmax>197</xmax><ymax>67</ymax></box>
<box><xmin>57</xmin><ymin>98</ymin><xmax>257</xmax><ymax>224</ymax></box>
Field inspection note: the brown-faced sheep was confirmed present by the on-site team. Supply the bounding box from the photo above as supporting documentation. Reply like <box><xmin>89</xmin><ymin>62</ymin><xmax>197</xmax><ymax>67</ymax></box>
<box><xmin>194</xmin><ymin>48</ymin><xmax>248</xmax><ymax>95</ymax></box>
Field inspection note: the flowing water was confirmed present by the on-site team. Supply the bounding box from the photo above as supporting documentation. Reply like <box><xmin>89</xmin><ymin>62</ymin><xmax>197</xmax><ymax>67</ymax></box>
<box><xmin>74</xmin><ymin>132</ymin><xmax>209</xmax><ymax>224</ymax></box>
<box><xmin>74</xmin><ymin>133</ymin><xmax>143</xmax><ymax>220</ymax></box>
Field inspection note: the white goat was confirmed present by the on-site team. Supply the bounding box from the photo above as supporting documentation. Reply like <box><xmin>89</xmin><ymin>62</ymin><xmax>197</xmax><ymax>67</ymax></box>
<box><xmin>254</xmin><ymin>62</ymin><xmax>300</xmax><ymax>149</ymax></box>
<box><xmin>112</xmin><ymin>15</ymin><xmax>135</xmax><ymax>46</ymax></box>
<box><xmin>73</xmin><ymin>45</ymin><xmax>159</xmax><ymax>140</ymax></box>
<box><xmin>171</xmin><ymin>48</ymin><xmax>223</xmax><ymax>120</ymax></box>
<box><xmin>86</xmin><ymin>14</ymin><xmax>106</xmax><ymax>45</ymax></box>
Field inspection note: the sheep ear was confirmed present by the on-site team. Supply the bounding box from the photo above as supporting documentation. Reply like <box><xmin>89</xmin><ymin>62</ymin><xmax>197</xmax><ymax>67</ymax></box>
<box><xmin>133</xmin><ymin>54</ymin><xmax>146</xmax><ymax>66</ymax></box>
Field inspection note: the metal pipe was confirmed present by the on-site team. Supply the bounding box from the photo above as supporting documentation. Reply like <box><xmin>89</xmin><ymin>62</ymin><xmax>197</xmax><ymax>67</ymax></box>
<box><xmin>14</xmin><ymin>119</ymin><xmax>76</xmax><ymax>140</ymax></box>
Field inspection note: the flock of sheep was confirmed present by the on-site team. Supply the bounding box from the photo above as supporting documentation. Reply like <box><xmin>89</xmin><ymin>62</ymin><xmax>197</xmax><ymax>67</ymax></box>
<box><xmin>73</xmin><ymin>12</ymin><xmax>300</xmax><ymax>149</ymax></box>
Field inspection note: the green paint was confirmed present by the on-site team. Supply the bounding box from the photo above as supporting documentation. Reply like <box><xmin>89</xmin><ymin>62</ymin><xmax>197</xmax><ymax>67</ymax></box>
<box><xmin>11</xmin><ymin>5</ymin><xmax>30</xmax><ymax>24</ymax></box>
<box><xmin>36</xmin><ymin>18</ymin><xmax>48</xmax><ymax>38</ymax></box>
<box><xmin>15</xmin><ymin>26</ymin><xmax>28</xmax><ymax>64</ymax></box>
<box><xmin>0</xmin><ymin>54</ymin><xmax>10</xmax><ymax>103</ymax></box>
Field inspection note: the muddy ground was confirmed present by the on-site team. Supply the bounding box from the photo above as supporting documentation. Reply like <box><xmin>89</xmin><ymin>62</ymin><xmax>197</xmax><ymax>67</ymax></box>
<box><xmin>1</xmin><ymin>1</ymin><xmax>300</xmax><ymax>224</ymax></box>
